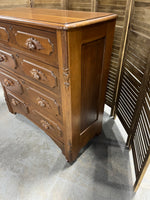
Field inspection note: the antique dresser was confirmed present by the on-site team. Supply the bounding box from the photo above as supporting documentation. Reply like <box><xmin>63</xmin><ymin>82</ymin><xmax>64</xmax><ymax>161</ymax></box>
<box><xmin>0</xmin><ymin>8</ymin><xmax>117</xmax><ymax>162</ymax></box>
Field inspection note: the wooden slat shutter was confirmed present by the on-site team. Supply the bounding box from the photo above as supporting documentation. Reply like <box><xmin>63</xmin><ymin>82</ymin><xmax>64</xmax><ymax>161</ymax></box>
<box><xmin>97</xmin><ymin>0</ymin><xmax>131</xmax><ymax>108</ymax></box>
<box><xmin>0</xmin><ymin>0</ymin><xmax>30</xmax><ymax>8</ymax></box>
<box><xmin>116</xmin><ymin>31</ymin><xmax>149</xmax><ymax>133</ymax></box>
<box><xmin>132</xmin><ymin>75</ymin><xmax>150</xmax><ymax>191</ymax></box>
<box><xmin>116</xmin><ymin>0</ymin><xmax>150</xmax><ymax>191</ymax></box>
<box><xmin>31</xmin><ymin>0</ymin><xmax>62</xmax><ymax>9</ymax></box>
<box><xmin>68</xmin><ymin>0</ymin><xmax>91</xmax><ymax>11</ymax></box>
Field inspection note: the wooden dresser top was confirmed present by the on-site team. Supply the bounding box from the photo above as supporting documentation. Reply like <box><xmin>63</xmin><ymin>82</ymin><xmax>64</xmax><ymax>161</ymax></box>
<box><xmin>0</xmin><ymin>8</ymin><xmax>117</xmax><ymax>29</ymax></box>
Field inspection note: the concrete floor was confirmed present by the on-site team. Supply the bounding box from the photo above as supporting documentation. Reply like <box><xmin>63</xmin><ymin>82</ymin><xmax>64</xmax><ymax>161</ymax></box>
<box><xmin>0</xmin><ymin>86</ymin><xmax>150</xmax><ymax>200</ymax></box>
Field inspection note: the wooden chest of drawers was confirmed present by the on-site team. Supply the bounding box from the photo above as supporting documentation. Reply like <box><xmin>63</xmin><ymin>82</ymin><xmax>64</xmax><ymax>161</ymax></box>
<box><xmin>0</xmin><ymin>8</ymin><xmax>116</xmax><ymax>162</ymax></box>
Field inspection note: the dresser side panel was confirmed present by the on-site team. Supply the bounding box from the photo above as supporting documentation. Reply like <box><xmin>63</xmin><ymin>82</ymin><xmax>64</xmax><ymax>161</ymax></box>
<box><xmin>57</xmin><ymin>30</ymin><xmax>76</xmax><ymax>161</ymax></box>
<box><xmin>66</xmin><ymin>21</ymin><xmax>116</xmax><ymax>160</ymax></box>
<box><xmin>81</xmin><ymin>38</ymin><xmax>105</xmax><ymax>132</ymax></box>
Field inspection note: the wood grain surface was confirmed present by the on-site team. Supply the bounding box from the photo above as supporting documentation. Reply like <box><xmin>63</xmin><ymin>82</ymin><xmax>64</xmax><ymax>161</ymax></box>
<box><xmin>0</xmin><ymin>8</ymin><xmax>116</xmax><ymax>162</ymax></box>
<box><xmin>0</xmin><ymin>8</ymin><xmax>117</xmax><ymax>29</ymax></box>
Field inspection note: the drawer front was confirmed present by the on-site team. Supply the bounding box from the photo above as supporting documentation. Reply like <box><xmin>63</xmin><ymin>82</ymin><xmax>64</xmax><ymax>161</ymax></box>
<box><xmin>32</xmin><ymin>109</ymin><xmax>63</xmax><ymax>142</ymax></box>
<box><xmin>0</xmin><ymin>71</ymin><xmax>23</xmax><ymax>95</ymax></box>
<box><xmin>7</xmin><ymin>92</ymin><xmax>29</xmax><ymax>114</ymax></box>
<box><xmin>13</xmin><ymin>26</ymin><xmax>58</xmax><ymax>67</ymax></box>
<box><xmin>0</xmin><ymin>49</ymin><xmax>17</xmax><ymax>69</ymax></box>
<box><xmin>20</xmin><ymin>59</ymin><xmax>59</xmax><ymax>94</ymax></box>
<box><xmin>25</xmin><ymin>86</ymin><xmax>62</xmax><ymax>121</ymax></box>
<box><xmin>15</xmin><ymin>31</ymin><xmax>53</xmax><ymax>56</ymax></box>
<box><xmin>0</xmin><ymin>22</ymin><xmax>57</xmax><ymax>66</ymax></box>
<box><xmin>0</xmin><ymin>26</ymin><xmax>9</xmax><ymax>42</ymax></box>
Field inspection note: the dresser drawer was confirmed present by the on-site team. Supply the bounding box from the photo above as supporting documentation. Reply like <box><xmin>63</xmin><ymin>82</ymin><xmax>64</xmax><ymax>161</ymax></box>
<box><xmin>7</xmin><ymin>92</ymin><xmax>29</xmax><ymax>115</ymax></box>
<box><xmin>0</xmin><ymin>49</ymin><xmax>17</xmax><ymax>69</ymax></box>
<box><xmin>20</xmin><ymin>59</ymin><xmax>59</xmax><ymax>94</ymax></box>
<box><xmin>14</xmin><ymin>27</ymin><xmax>57</xmax><ymax>62</ymax></box>
<box><xmin>31</xmin><ymin>109</ymin><xmax>63</xmax><ymax>142</ymax></box>
<box><xmin>0</xmin><ymin>70</ymin><xmax>23</xmax><ymax>95</ymax></box>
<box><xmin>0</xmin><ymin>22</ymin><xmax>58</xmax><ymax>66</ymax></box>
<box><xmin>0</xmin><ymin>46</ymin><xmax>60</xmax><ymax>94</ymax></box>
<box><xmin>24</xmin><ymin>85</ymin><xmax>62</xmax><ymax>121</ymax></box>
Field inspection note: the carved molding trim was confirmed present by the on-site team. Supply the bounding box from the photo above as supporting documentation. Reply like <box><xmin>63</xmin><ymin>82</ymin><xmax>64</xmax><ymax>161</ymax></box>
<box><xmin>3</xmin><ymin>78</ymin><xmax>14</xmax><ymax>87</ymax></box>
<box><xmin>15</xmin><ymin>31</ymin><xmax>54</xmax><ymax>56</ymax></box>
<box><xmin>40</xmin><ymin>119</ymin><xmax>50</xmax><ymax>130</ymax></box>
<box><xmin>37</xmin><ymin>97</ymin><xmax>47</xmax><ymax>108</ymax></box>
<box><xmin>63</xmin><ymin>66</ymin><xmax>70</xmax><ymax>89</ymax></box>
<box><xmin>48</xmin><ymin>39</ymin><xmax>54</xmax><ymax>55</ymax></box>
<box><xmin>0</xmin><ymin>53</ymin><xmax>7</xmax><ymax>62</ymax></box>
<box><xmin>30</xmin><ymin>68</ymin><xmax>47</xmax><ymax>81</ymax></box>
<box><xmin>25</xmin><ymin>37</ymin><xmax>43</xmax><ymax>51</ymax></box>
<box><xmin>11</xmin><ymin>98</ymin><xmax>20</xmax><ymax>106</ymax></box>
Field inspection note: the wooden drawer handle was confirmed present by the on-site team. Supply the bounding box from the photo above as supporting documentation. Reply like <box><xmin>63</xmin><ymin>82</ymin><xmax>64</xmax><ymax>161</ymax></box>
<box><xmin>30</xmin><ymin>68</ymin><xmax>47</xmax><ymax>81</ymax></box>
<box><xmin>30</xmin><ymin>69</ymin><xmax>40</xmax><ymax>80</ymax></box>
<box><xmin>11</xmin><ymin>99</ymin><xmax>19</xmax><ymax>106</ymax></box>
<box><xmin>0</xmin><ymin>53</ymin><xmax>7</xmax><ymax>62</ymax></box>
<box><xmin>40</xmin><ymin>118</ymin><xmax>62</xmax><ymax>137</ymax></box>
<box><xmin>41</xmin><ymin>120</ymin><xmax>50</xmax><ymax>130</ymax></box>
<box><xmin>3</xmin><ymin>78</ymin><xmax>14</xmax><ymax>87</ymax></box>
<box><xmin>25</xmin><ymin>37</ymin><xmax>43</xmax><ymax>51</ymax></box>
<box><xmin>37</xmin><ymin>99</ymin><xmax>46</xmax><ymax>107</ymax></box>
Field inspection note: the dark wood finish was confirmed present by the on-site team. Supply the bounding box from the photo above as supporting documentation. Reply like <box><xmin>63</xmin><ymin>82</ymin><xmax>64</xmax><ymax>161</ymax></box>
<box><xmin>81</xmin><ymin>38</ymin><xmax>104</xmax><ymax>132</ymax></box>
<box><xmin>0</xmin><ymin>8</ymin><xmax>116</xmax><ymax>162</ymax></box>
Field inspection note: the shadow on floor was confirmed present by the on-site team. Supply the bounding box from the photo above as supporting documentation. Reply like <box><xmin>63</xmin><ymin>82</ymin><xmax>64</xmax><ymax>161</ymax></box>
<box><xmin>0</xmin><ymin>86</ymin><xmax>137</xmax><ymax>200</ymax></box>
<box><xmin>91</xmin><ymin>114</ymin><xmax>135</xmax><ymax>199</ymax></box>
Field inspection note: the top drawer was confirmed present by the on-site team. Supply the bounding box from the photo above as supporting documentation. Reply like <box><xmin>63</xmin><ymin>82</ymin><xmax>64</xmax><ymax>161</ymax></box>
<box><xmin>0</xmin><ymin>22</ymin><xmax>58</xmax><ymax>67</ymax></box>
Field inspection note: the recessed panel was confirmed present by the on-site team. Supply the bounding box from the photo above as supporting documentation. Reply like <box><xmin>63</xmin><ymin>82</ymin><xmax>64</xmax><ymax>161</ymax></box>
<box><xmin>81</xmin><ymin>38</ymin><xmax>105</xmax><ymax>132</ymax></box>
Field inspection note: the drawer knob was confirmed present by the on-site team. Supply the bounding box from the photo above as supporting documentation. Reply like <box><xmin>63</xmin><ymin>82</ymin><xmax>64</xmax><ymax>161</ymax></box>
<box><xmin>30</xmin><ymin>69</ymin><xmax>40</xmax><ymax>80</ymax></box>
<box><xmin>41</xmin><ymin>120</ymin><xmax>50</xmax><ymax>130</ymax></box>
<box><xmin>0</xmin><ymin>54</ymin><xmax>7</xmax><ymax>62</ymax></box>
<box><xmin>25</xmin><ymin>37</ymin><xmax>43</xmax><ymax>51</ymax></box>
<box><xmin>38</xmin><ymin>100</ymin><xmax>46</xmax><ymax>107</ymax></box>
<box><xmin>11</xmin><ymin>99</ymin><xmax>19</xmax><ymax>106</ymax></box>
<box><xmin>3</xmin><ymin>78</ymin><xmax>14</xmax><ymax>87</ymax></box>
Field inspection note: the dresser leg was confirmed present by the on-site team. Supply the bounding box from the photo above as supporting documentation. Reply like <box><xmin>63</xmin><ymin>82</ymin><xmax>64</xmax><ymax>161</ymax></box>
<box><xmin>64</xmin><ymin>152</ymin><xmax>74</xmax><ymax>163</ymax></box>
<box><xmin>63</xmin><ymin>147</ymin><xmax>80</xmax><ymax>163</ymax></box>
